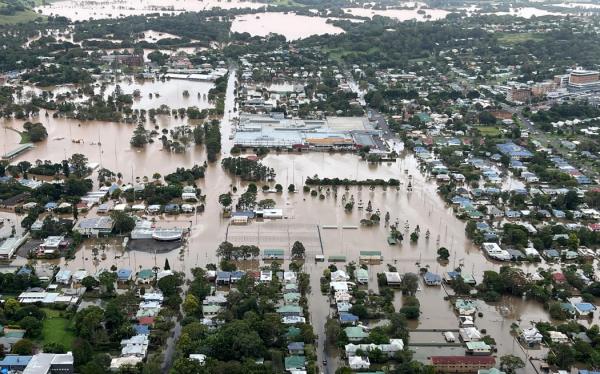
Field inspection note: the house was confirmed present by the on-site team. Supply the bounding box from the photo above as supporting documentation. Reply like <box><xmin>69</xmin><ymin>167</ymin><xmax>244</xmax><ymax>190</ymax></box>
<box><xmin>520</xmin><ymin>327</ymin><xmax>543</xmax><ymax>346</ymax></box>
<box><xmin>284</xmin><ymin>355</ymin><xmax>305</xmax><ymax>371</ymax></box>
<box><xmin>331</xmin><ymin>270</ymin><xmax>350</xmax><ymax>282</ymax></box>
<box><xmin>345</xmin><ymin>339</ymin><xmax>404</xmax><ymax>357</ymax></box>
<box><xmin>455</xmin><ymin>299</ymin><xmax>477</xmax><ymax>315</ymax></box>
<box><xmin>482</xmin><ymin>243</ymin><xmax>511</xmax><ymax>261</ymax></box>
<box><xmin>570</xmin><ymin>297</ymin><xmax>597</xmax><ymax>317</ymax></box>
<box><xmin>202</xmin><ymin>305</ymin><xmax>222</xmax><ymax>318</ymax></box>
<box><xmin>260</xmin><ymin>270</ymin><xmax>273</xmax><ymax>283</ymax></box>
<box><xmin>284</xmin><ymin>292</ymin><xmax>301</xmax><ymax>305</ymax></box>
<box><xmin>385</xmin><ymin>272</ymin><xmax>402</xmax><ymax>286</ymax></box>
<box><xmin>288</xmin><ymin>342</ymin><xmax>305</xmax><ymax>355</ymax></box>
<box><xmin>466</xmin><ymin>341</ymin><xmax>492</xmax><ymax>355</ymax></box>
<box><xmin>189</xmin><ymin>354</ymin><xmax>206</xmax><ymax>366</ymax></box>
<box><xmin>283</xmin><ymin>271</ymin><xmax>297</xmax><ymax>284</ymax></box>
<box><xmin>339</xmin><ymin>312</ymin><xmax>359</xmax><ymax>325</ymax></box>
<box><xmin>117</xmin><ymin>268</ymin><xmax>133</xmax><ymax>283</ymax></box>
<box><xmin>121</xmin><ymin>334</ymin><xmax>149</xmax><ymax>357</ymax></box>
<box><xmin>552</xmin><ymin>272</ymin><xmax>567</xmax><ymax>284</ymax></box>
<box><xmin>263</xmin><ymin>249</ymin><xmax>285</xmax><ymax>260</ymax></box>
<box><xmin>459</xmin><ymin>327</ymin><xmax>482</xmax><ymax>342</ymax></box>
<box><xmin>137</xmin><ymin>269</ymin><xmax>154</xmax><ymax>284</ymax></box>
<box><xmin>423</xmin><ymin>272</ymin><xmax>442</xmax><ymax>286</ymax></box>
<box><xmin>430</xmin><ymin>356</ymin><xmax>495</xmax><ymax>373</ymax></box>
<box><xmin>549</xmin><ymin>331</ymin><xmax>569</xmax><ymax>344</ymax></box>
<box><xmin>277</xmin><ymin>305</ymin><xmax>302</xmax><ymax>317</ymax></box>
<box><xmin>282</xmin><ymin>316</ymin><xmax>306</xmax><ymax>324</ymax></box>
<box><xmin>55</xmin><ymin>269</ymin><xmax>72</xmax><ymax>285</ymax></box>
<box><xmin>354</xmin><ymin>268</ymin><xmax>368</xmax><ymax>284</ymax></box>
<box><xmin>216</xmin><ymin>271</ymin><xmax>231</xmax><ymax>285</ymax></box>
<box><xmin>344</xmin><ymin>326</ymin><xmax>369</xmax><ymax>342</ymax></box>
<box><xmin>349</xmin><ymin>356</ymin><xmax>370</xmax><ymax>370</ymax></box>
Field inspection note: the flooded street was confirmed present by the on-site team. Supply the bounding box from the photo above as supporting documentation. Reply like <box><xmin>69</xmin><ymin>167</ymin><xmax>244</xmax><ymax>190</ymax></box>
<box><xmin>1</xmin><ymin>59</ymin><xmax>555</xmax><ymax>374</ymax></box>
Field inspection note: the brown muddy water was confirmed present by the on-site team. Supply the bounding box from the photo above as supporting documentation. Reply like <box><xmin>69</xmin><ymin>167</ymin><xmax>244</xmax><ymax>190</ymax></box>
<box><xmin>2</xmin><ymin>73</ymin><xmax>555</xmax><ymax>374</ymax></box>
<box><xmin>230</xmin><ymin>12</ymin><xmax>345</xmax><ymax>40</ymax></box>
<box><xmin>36</xmin><ymin>0</ymin><xmax>266</xmax><ymax>21</ymax></box>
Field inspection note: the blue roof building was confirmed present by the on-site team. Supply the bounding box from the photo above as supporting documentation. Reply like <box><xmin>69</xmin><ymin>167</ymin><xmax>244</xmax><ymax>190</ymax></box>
<box><xmin>339</xmin><ymin>312</ymin><xmax>359</xmax><ymax>325</ymax></box>
<box><xmin>117</xmin><ymin>268</ymin><xmax>133</xmax><ymax>282</ymax></box>
<box><xmin>497</xmin><ymin>142</ymin><xmax>533</xmax><ymax>159</ymax></box>
<box><xmin>134</xmin><ymin>324</ymin><xmax>150</xmax><ymax>335</ymax></box>
<box><xmin>0</xmin><ymin>355</ymin><xmax>32</xmax><ymax>371</ymax></box>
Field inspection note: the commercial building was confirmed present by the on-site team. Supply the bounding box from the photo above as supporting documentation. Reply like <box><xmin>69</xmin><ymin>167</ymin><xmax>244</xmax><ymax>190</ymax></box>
<box><xmin>430</xmin><ymin>356</ymin><xmax>495</xmax><ymax>373</ymax></box>
<box><xmin>73</xmin><ymin>217</ymin><xmax>115</xmax><ymax>237</ymax></box>
<box><xmin>232</xmin><ymin>113</ymin><xmax>383</xmax><ymax>151</ymax></box>
<box><xmin>0</xmin><ymin>236</ymin><xmax>28</xmax><ymax>260</ymax></box>
<box><xmin>568</xmin><ymin>69</ymin><xmax>600</xmax><ymax>92</ymax></box>
<box><xmin>506</xmin><ymin>86</ymin><xmax>531</xmax><ymax>103</ymax></box>
<box><xmin>22</xmin><ymin>352</ymin><xmax>74</xmax><ymax>374</ymax></box>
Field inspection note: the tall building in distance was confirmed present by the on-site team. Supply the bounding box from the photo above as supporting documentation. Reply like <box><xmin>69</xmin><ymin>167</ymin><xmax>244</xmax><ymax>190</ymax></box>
<box><xmin>557</xmin><ymin>69</ymin><xmax>600</xmax><ymax>92</ymax></box>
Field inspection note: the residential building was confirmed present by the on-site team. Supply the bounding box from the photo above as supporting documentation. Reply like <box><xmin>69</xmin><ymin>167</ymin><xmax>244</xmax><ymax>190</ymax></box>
<box><xmin>344</xmin><ymin>326</ymin><xmax>369</xmax><ymax>342</ymax></box>
<box><xmin>348</xmin><ymin>356</ymin><xmax>370</xmax><ymax>370</ymax></box>
<box><xmin>520</xmin><ymin>327</ymin><xmax>543</xmax><ymax>346</ymax></box>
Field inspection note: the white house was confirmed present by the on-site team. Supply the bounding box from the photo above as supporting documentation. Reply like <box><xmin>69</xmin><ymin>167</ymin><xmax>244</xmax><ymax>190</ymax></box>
<box><xmin>520</xmin><ymin>327</ymin><xmax>543</xmax><ymax>346</ymax></box>
<box><xmin>348</xmin><ymin>356</ymin><xmax>370</xmax><ymax>370</ymax></box>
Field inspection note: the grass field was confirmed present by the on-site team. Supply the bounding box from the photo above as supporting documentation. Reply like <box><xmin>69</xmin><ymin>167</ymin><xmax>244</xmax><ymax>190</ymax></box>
<box><xmin>498</xmin><ymin>32</ymin><xmax>544</xmax><ymax>44</ymax></box>
<box><xmin>477</xmin><ymin>126</ymin><xmax>502</xmax><ymax>137</ymax></box>
<box><xmin>41</xmin><ymin>308</ymin><xmax>76</xmax><ymax>349</ymax></box>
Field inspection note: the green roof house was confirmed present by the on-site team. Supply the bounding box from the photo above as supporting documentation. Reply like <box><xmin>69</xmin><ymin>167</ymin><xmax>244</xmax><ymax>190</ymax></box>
<box><xmin>344</xmin><ymin>326</ymin><xmax>369</xmax><ymax>342</ymax></box>
<box><xmin>284</xmin><ymin>355</ymin><xmax>306</xmax><ymax>371</ymax></box>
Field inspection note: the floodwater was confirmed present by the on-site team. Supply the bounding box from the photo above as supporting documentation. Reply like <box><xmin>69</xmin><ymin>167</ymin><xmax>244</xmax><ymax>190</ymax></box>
<box><xmin>99</xmin><ymin>76</ymin><xmax>215</xmax><ymax>111</ymax></box>
<box><xmin>230</xmin><ymin>12</ymin><xmax>345</xmax><ymax>40</ymax></box>
<box><xmin>2</xmin><ymin>72</ymin><xmax>555</xmax><ymax>374</ymax></box>
<box><xmin>35</xmin><ymin>0</ymin><xmax>266</xmax><ymax>21</ymax></box>
<box><xmin>343</xmin><ymin>7</ymin><xmax>449</xmax><ymax>22</ymax></box>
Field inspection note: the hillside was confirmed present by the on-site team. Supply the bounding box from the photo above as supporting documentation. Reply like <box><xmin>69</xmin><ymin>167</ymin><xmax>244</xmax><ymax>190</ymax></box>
<box><xmin>0</xmin><ymin>0</ymin><xmax>42</xmax><ymax>25</ymax></box>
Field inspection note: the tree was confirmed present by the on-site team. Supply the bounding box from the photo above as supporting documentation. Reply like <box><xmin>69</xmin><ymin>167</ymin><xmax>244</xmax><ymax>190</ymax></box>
<box><xmin>401</xmin><ymin>273</ymin><xmax>419</xmax><ymax>296</ymax></box>
<box><xmin>288</xmin><ymin>184</ymin><xmax>295</xmax><ymax>192</ymax></box>
<box><xmin>111</xmin><ymin>211</ymin><xmax>135</xmax><ymax>234</ymax></box>
<box><xmin>216</xmin><ymin>241</ymin><xmax>235</xmax><ymax>260</ymax></box>
<box><xmin>158</xmin><ymin>274</ymin><xmax>181</xmax><ymax>297</ymax></box>
<box><xmin>500</xmin><ymin>354</ymin><xmax>525</xmax><ymax>374</ymax></box>
<box><xmin>291</xmin><ymin>241</ymin><xmax>306</xmax><ymax>259</ymax></box>
<box><xmin>20</xmin><ymin>316</ymin><xmax>42</xmax><ymax>338</ymax></box>
<box><xmin>81</xmin><ymin>276</ymin><xmax>99</xmax><ymax>290</ymax></box>
<box><xmin>43</xmin><ymin>342</ymin><xmax>67</xmax><ymax>353</ymax></box>
<box><xmin>164</xmin><ymin>259</ymin><xmax>171</xmax><ymax>271</ymax></box>
<box><xmin>69</xmin><ymin>153</ymin><xmax>89</xmax><ymax>178</ymax></box>
<box><xmin>130</xmin><ymin>123</ymin><xmax>148</xmax><ymax>147</ymax></box>
<box><xmin>12</xmin><ymin>339</ymin><xmax>34</xmax><ymax>354</ymax></box>
<box><xmin>98</xmin><ymin>272</ymin><xmax>117</xmax><ymax>295</ymax></box>
<box><xmin>218</xmin><ymin>193</ymin><xmax>232</xmax><ymax>209</ymax></box>
<box><xmin>182</xmin><ymin>294</ymin><xmax>200</xmax><ymax>316</ymax></box>
<box><xmin>437</xmin><ymin>247</ymin><xmax>450</xmax><ymax>261</ymax></box>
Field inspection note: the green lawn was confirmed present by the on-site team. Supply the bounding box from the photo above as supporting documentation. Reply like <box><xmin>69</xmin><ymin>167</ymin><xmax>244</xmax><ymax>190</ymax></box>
<box><xmin>269</xmin><ymin>0</ymin><xmax>304</xmax><ymax>6</ymax></box>
<box><xmin>498</xmin><ymin>32</ymin><xmax>544</xmax><ymax>44</ymax></box>
<box><xmin>41</xmin><ymin>308</ymin><xmax>76</xmax><ymax>349</ymax></box>
<box><xmin>477</xmin><ymin>126</ymin><xmax>502</xmax><ymax>137</ymax></box>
